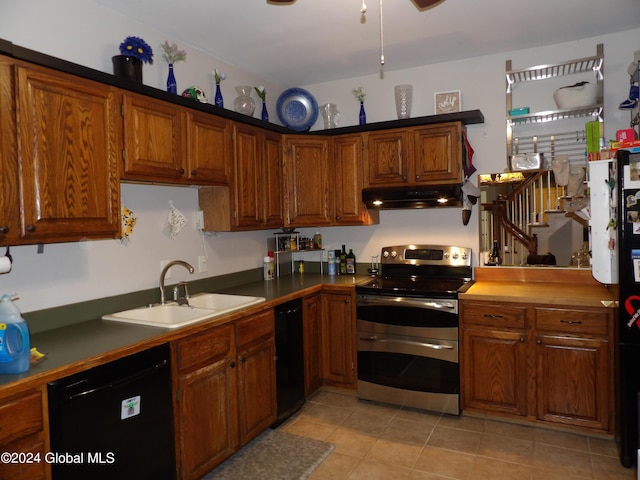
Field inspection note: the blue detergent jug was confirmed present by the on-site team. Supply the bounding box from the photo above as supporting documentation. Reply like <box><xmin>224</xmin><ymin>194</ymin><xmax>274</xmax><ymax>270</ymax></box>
<box><xmin>0</xmin><ymin>294</ymin><xmax>30</xmax><ymax>374</ymax></box>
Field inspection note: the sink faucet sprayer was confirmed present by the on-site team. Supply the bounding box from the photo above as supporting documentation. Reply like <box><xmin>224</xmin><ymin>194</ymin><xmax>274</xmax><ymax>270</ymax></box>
<box><xmin>159</xmin><ymin>260</ymin><xmax>194</xmax><ymax>305</ymax></box>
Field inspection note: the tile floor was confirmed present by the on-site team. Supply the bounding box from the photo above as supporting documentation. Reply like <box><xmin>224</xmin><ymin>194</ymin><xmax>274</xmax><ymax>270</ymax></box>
<box><xmin>277</xmin><ymin>388</ymin><xmax>637</xmax><ymax>480</ymax></box>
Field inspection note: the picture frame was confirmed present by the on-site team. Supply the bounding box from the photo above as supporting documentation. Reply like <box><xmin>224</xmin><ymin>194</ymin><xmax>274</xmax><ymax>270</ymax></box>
<box><xmin>434</xmin><ymin>90</ymin><xmax>461</xmax><ymax>114</ymax></box>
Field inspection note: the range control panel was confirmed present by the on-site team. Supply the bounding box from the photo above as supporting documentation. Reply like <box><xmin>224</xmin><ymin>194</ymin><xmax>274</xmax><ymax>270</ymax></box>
<box><xmin>380</xmin><ymin>245</ymin><xmax>471</xmax><ymax>267</ymax></box>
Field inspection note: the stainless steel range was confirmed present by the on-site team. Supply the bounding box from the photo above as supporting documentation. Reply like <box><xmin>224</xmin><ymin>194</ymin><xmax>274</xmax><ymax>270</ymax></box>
<box><xmin>355</xmin><ymin>244</ymin><xmax>472</xmax><ymax>415</ymax></box>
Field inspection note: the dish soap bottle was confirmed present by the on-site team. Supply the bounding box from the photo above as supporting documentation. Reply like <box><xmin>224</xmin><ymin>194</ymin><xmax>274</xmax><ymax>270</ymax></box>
<box><xmin>346</xmin><ymin>249</ymin><xmax>356</xmax><ymax>274</ymax></box>
<box><xmin>0</xmin><ymin>294</ymin><xmax>30</xmax><ymax>374</ymax></box>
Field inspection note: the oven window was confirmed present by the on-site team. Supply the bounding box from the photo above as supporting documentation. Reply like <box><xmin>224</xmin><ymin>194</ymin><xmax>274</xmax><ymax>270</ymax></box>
<box><xmin>358</xmin><ymin>350</ymin><xmax>459</xmax><ymax>395</ymax></box>
<box><xmin>357</xmin><ymin>304</ymin><xmax>457</xmax><ymax>328</ymax></box>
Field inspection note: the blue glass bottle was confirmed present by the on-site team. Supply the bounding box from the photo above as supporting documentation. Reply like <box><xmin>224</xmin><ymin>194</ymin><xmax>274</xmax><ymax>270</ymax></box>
<box><xmin>359</xmin><ymin>102</ymin><xmax>367</xmax><ymax>125</ymax></box>
<box><xmin>214</xmin><ymin>84</ymin><xmax>224</xmax><ymax>108</ymax></box>
<box><xmin>166</xmin><ymin>64</ymin><xmax>177</xmax><ymax>94</ymax></box>
<box><xmin>261</xmin><ymin>102</ymin><xmax>269</xmax><ymax>122</ymax></box>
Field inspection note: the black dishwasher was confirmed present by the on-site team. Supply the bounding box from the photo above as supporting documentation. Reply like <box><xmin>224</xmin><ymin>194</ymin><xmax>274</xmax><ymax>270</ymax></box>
<box><xmin>47</xmin><ymin>343</ymin><xmax>176</xmax><ymax>480</ymax></box>
<box><xmin>273</xmin><ymin>298</ymin><xmax>305</xmax><ymax>426</ymax></box>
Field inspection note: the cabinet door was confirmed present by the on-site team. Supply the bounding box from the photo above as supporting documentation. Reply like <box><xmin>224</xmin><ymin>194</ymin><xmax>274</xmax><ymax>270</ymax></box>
<box><xmin>0</xmin><ymin>58</ymin><xmax>19</xmax><ymax>244</ymax></box>
<box><xmin>262</xmin><ymin>130</ymin><xmax>285</xmax><ymax>228</ymax></box>
<box><xmin>236</xmin><ymin>310</ymin><xmax>276</xmax><ymax>445</ymax></box>
<box><xmin>365</xmin><ymin>129</ymin><xmax>410</xmax><ymax>187</ymax></box>
<box><xmin>232</xmin><ymin>123</ymin><xmax>262</xmax><ymax>229</ymax></box>
<box><xmin>176</xmin><ymin>359</ymin><xmax>238</xmax><ymax>480</ymax></box>
<box><xmin>412</xmin><ymin>122</ymin><xmax>462</xmax><ymax>184</ymax></box>
<box><xmin>536</xmin><ymin>334</ymin><xmax>609</xmax><ymax>431</ymax></box>
<box><xmin>303</xmin><ymin>294</ymin><xmax>322</xmax><ymax>396</ymax></box>
<box><xmin>461</xmin><ymin>328</ymin><xmax>528</xmax><ymax>416</ymax></box>
<box><xmin>321</xmin><ymin>291</ymin><xmax>356</xmax><ymax>387</ymax></box>
<box><xmin>283</xmin><ymin>136</ymin><xmax>332</xmax><ymax>226</ymax></box>
<box><xmin>16</xmin><ymin>63</ymin><xmax>121</xmax><ymax>243</ymax></box>
<box><xmin>333</xmin><ymin>134</ymin><xmax>378</xmax><ymax>225</ymax></box>
<box><xmin>121</xmin><ymin>92</ymin><xmax>185</xmax><ymax>181</ymax></box>
<box><xmin>173</xmin><ymin>324</ymin><xmax>237</xmax><ymax>480</ymax></box>
<box><xmin>185</xmin><ymin>111</ymin><xmax>231</xmax><ymax>184</ymax></box>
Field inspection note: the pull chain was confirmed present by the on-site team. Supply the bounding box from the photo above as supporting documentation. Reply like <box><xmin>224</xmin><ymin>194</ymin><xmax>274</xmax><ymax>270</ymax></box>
<box><xmin>379</xmin><ymin>0</ymin><xmax>385</xmax><ymax>65</ymax></box>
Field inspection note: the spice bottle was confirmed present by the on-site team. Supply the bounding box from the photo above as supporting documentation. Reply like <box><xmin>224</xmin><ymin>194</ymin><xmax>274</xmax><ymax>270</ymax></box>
<box><xmin>313</xmin><ymin>232</ymin><xmax>322</xmax><ymax>249</ymax></box>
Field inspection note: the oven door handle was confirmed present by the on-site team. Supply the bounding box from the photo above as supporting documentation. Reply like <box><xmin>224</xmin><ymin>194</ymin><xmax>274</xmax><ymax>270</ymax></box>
<box><xmin>357</xmin><ymin>294</ymin><xmax>457</xmax><ymax>312</ymax></box>
<box><xmin>359</xmin><ymin>335</ymin><xmax>454</xmax><ymax>350</ymax></box>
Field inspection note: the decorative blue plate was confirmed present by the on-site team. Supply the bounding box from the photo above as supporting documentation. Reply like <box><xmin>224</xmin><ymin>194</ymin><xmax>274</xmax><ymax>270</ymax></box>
<box><xmin>276</xmin><ymin>88</ymin><xmax>319</xmax><ymax>131</ymax></box>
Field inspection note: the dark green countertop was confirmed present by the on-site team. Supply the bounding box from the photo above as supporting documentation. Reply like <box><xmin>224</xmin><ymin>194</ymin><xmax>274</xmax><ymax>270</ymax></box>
<box><xmin>0</xmin><ymin>273</ymin><xmax>368</xmax><ymax>392</ymax></box>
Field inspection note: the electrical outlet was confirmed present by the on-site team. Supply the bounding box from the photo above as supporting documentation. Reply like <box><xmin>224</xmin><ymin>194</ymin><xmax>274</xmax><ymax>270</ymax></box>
<box><xmin>160</xmin><ymin>260</ymin><xmax>171</xmax><ymax>278</ymax></box>
<box><xmin>198</xmin><ymin>255</ymin><xmax>208</xmax><ymax>273</ymax></box>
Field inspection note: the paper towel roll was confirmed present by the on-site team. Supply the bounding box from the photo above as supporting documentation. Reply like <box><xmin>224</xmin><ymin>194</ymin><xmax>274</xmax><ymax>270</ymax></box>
<box><xmin>0</xmin><ymin>256</ymin><xmax>12</xmax><ymax>274</ymax></box>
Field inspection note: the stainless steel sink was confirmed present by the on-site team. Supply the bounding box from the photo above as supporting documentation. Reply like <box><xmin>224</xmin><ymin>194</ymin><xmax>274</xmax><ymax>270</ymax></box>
<box><xmin>102</xmin><ymin>294</ymin><xmax>266</xmax><ymax>329</ymax></box>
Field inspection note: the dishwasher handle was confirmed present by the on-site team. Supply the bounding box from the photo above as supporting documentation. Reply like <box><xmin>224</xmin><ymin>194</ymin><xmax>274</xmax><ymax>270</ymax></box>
<box><xmin>65</xmin><ymin>359</ymin><xmax>169</xmax><ymax>401</ymax></box>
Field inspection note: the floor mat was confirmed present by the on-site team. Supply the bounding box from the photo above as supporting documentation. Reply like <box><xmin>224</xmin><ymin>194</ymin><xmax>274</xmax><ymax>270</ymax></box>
<box><xmin>202</xmin><ymin>428</ymin><xmax>334</xmax><ymax>480</ymax></box>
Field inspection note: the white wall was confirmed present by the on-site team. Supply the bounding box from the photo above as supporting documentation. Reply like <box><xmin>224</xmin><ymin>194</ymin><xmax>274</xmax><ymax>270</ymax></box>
<box><xmin>0</xmin><ymin>0</ymin><xmax>637</xmax><ymax>314</ymax></box>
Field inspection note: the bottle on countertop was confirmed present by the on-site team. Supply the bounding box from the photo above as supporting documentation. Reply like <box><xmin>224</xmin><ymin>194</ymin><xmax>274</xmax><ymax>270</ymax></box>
<box><xmin>339</xmin><ymin>245</ymin><xmax>347</xmax><ymax>275</ymax></box>
<box><xmin>335</xmin><ymin>249</ymin><xmax>342</xmax><ymax>275</ymax></box>
<box><xmin>328</xmin><ymin>250</ymin><xmax>337</xmax><ymax>276</ymax></box>
<box><xmin>346</xmin><ymin>249</ymin><xmax>356</xmax><ymax>274</ymax></box>
<box><xmin>264</xmin><ymin>254</ymin><xmax>275</xmax><ymax>280</ymax></box>
<box><xmin>0</xmin><ymin>294</ymin><xmax>30</xmax><ymax>374</ymax></box>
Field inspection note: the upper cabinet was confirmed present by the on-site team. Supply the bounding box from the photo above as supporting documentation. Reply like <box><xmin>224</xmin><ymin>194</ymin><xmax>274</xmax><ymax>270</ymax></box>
<box><xmin>121</xmin><ymin>92</ymin><xmax>232</xmax><ymax>185</ymax></box>
<box><xmin>364</xmin><ymin>122</ymin><xmax>464</xmax><ymax>187</ymax></box>
<box><xmin>14</xmin><ymin>60</ymin><xmax>121</xmax><ymax>244</ymax></box>
<box><xmin>283</xmin><ymin>135</ymin><xmax>333</xmax><ymax>227</ymax></box>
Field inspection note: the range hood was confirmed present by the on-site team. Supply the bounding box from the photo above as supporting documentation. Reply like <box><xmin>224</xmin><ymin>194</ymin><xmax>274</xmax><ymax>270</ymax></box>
<box><xmin>362</xmin><ymin>185</ymin><xmax>462</xmax><ymax>209</ymax></box>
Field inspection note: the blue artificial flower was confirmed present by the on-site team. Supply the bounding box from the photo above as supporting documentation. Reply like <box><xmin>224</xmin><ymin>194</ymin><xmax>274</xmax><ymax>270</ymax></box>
<box><xmin>119</xmin><ymin>36</ymin><xmax>154</xmax><ymax>64</ymax></box>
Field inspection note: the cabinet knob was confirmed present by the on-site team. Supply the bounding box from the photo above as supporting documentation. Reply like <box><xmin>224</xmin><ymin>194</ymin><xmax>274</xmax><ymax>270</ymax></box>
<box><xmin>520</xmin><ymin>336</ymin><xmax>525</xmax><ymax>343</ymax></box>
<box><xmin>241</xmin><ymin>356</ymin><xmax>247</xmax><ymax>363</ymax></box>
<box><xmin>229</xmin><ymin>361</ymin><xmax>236</xmax><ymax>368</ymax></box>
<box><xmin>178</xmin><ymin>168</ymin><xmax>185</xmax><ymax>175</ymax></box>
<box><xmin>191</xmin><ymin>170</ymin><xmax>197</xmax><ymax>176</ymax></box>
<box><xmin>335</xmin><ymin>216</ymin><xmax>340</xmax><ymax>221</ymax></box>
<box><xmin>344</xmin><ymin>299</ymin><xmax>350</xmax><ymax>304</ymax></box>
<box><xmin>537</xmin><ymin>338</ymin><xmax>542</xmax><ymax>345</ymax></box>
<box><xmin>415</xmin><ymin>175</ymin><xmax>420</xmax><ymax>180</ymax></box>
<box><xmin>402</xmin><ymin>176</ymin><xmax>407</xmax><ymax>181</ymax></box>
<box><xmin>560</xmin><ymin>319</ymin><xmax>582</xmax><ymax>325</ymax></box>
<box><xmin>26</xmin><ymin>225</ymin><xmax>36</xmax><ymax>233</ymax></box>
<box><xmin>0</xmin><ymin>226</ymin><xmax>8</xmax><ymax>234</ymax></box>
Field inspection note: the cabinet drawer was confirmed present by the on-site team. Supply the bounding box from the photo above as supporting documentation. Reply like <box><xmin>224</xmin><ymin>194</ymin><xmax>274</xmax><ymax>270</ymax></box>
<box><xmin>175</xmin><ymin>324</ymin><xmax>234</xmax><ymax>372</ymax></box>
<box><xmin>462</xmin><ymin>302</ymin><xmax>526</xmax><ymax>329</ymax></box>
<box><xmin>0</xmin><ymin>390</ymin><xmax>43</xmax><ymax>445</ymax></box>
<box><xmin>0</xmin><ymin>433</ymin><xmax>48</xmax><ymax>480</ymax></box>
<box><xmin>236</xmin><ymin>310</ymin><xmax>274</xmax><ymax>348</ymax></box>
<box><xmin>535</xmin><ymin>308</ymin><xmax>608</xmax><ymax>336</ymax></box>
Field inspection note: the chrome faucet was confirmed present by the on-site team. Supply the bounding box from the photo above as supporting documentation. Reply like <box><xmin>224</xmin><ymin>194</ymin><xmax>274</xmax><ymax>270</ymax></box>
<box><xmin>159</xmin><ymin>260</ymin><xmax>194</xmax><ymax>305</ymax></box>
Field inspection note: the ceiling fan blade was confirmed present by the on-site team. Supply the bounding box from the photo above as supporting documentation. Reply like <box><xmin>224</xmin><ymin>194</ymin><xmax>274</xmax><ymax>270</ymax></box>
<box><xmin>412</xmin><ymin>0</ymin><xmax>446</xmax><ymax>9</ymax></box>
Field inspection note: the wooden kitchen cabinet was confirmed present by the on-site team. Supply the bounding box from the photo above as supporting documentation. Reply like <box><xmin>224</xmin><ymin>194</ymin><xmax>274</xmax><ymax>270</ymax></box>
<box><xmin>184</xmin><ymin>110</ymin><xmax>232</xmax><ymax>184</ymax></box>
<box><xmin>283</xmin><ymin>135</ymin><xmax>333</xmax><ymax>227</ymax></box>
<box><xmin>303</xmin><ymin>294</ymin><xmax>323</xmax><ymax>396</ymax></box>
<box><xmin>235</xmin><ymin>309</ymin><xmax>277</xmax><ymax>446</ymax></box>
<box><xmin>0</xmin><ymin>58</ymin><xmax>20</xmax><ymax>245</ymax></box>
<box><xmin>461</xmin><ymin>302</ymin><xmax>528</xmax><ymax>417</ymax></box>
<box><xmin>0</xmin><ymin>387</ymin><xmax>50</xmax><ymax>480</ymax></box>
<box><xmin>332</xmin><ymin>134</ymin><xmax>379</xmax><ymax>226</ymax></box>
<box><xmin>15</xmin><ymin>61</ymin><xmax>121</xmax><ymax>243</ymax></box>
<box><xmin>121</xmin><ymin>91</ymin><xmax>186</xmax><ymax>182</ymax></box>
<box><xmin>199</xmin><ymin>124</ymin><xmax>284</xmax><ymax>231</ymax></box>
<box><xmin>173</xmin><ymin>309</ymin><xmax>276</xmax><ymax>478</ymax></box>
<box><xmin>321</xmin><ymin>290</ymin><xmax>356</xmax><ymax>387</ymax></box>
<box><xmin>460</xmin><ymin>299</ymin><xmax>614</xmax><ymax>433</ymax></box>
<box><xmin>535</xmin><ymin>306</ymin><xmax>612</xmax><ymax>431</ymax></box>
<box><xmin>364</xmin><ymin>122</ymin><xmax>463</xmax><ymax>187</ymax></box>
<box><xmin>173</xmin><ymin>324</ymin><xmax>238</xmax><ymax>480</ymax></box>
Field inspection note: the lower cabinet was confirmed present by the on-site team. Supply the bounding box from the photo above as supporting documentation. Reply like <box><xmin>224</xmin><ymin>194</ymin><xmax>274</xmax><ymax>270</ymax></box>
<box><xmin>0</xmin><ymin>387</ymin><xmax>50</xmax><ymax>480</ymax></box>
<box><xmin>303</xmin><ymin>294</ymin><xmax>322</xmax><ymax>396</ymax></box>
<box><xmin>320</xmin><ymin>290</ymin><xmax>357</xmax><ymax>388</ymax></box>
<box><xmin>460</xmin><ymin>300</ymin><xmax>613</xmax><ymax>433</ymax></box>
<box><xmin>172</xmin><ymin>309</ymin><xmax>276</xmax><ymax>480</ymax></box>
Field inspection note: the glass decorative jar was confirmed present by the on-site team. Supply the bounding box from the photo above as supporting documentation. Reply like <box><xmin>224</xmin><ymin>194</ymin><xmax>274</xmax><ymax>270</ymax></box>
<box><xmin>214</xmin><ymin>84</ymin><xmax>224</xmax><ymax>108</ymax></box>
<box><xmin>394</xmin><ymin>84</ymin><xmax>413</xmax><ymax>119</ymax></box>
<box><xmin>233</xmin><ymin>86</ymin><xmax>255</xmax><ymax>116</ymax></box>
<box><xmin>320</xmin><ymin>103</ymin><xmax>340</xmax><ymax>129</ymax></box>
<box><xmin>166</xmin><ymin>64</ymin><xmax>177</xmax><ymax>94</ymax></box>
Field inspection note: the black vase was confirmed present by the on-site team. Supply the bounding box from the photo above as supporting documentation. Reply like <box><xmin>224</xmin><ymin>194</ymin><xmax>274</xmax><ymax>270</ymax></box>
<box><xmin>112</xmin><ymin>55</ymin><xmax>143</xmax><ymax>83</ymax></box>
